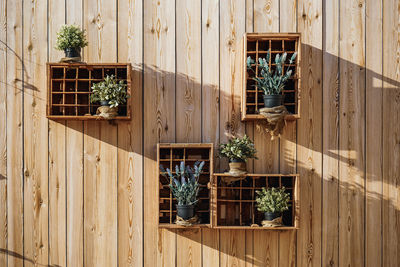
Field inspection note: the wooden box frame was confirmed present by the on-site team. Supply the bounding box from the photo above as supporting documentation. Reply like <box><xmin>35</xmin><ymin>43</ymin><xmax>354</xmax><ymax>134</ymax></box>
<box><xmin>241</xmin><ymin>33</ymin><xmax>301</xmax><ymax>121</ymax></box>
<box><xmin>212</xmin><ymin>173</ymin><xmax>299</xmax><ymax>230</ymax></box>
<box><xmin>157</xmin><ymin>143</ymin><xmax>214</xmax><ymax>228</ymax></box>
<box><xmin>46</xmin><ymin>63</ymin><xmax>132</xmax><ymax>120</ymax></box>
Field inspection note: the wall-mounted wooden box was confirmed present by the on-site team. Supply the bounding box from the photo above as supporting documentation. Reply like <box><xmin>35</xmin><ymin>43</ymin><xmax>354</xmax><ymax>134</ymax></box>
<box><xmin>157</xmin><ymin>143</ymin><xmax>214</xmax><ymax>228</ymax></box>
<box><xmin>241</xmin><ymin>33</ymin><xmax>301</xmax><ymax>121</ymax></box>
<box><xmin>46</xmin><ymin>63</ymin><xmax>131</xmax><ymax>120</ymax></box>
<box><xmin>212</xmin><ymin>173</ymin><xmax>299</xmax><ymax>230</ymax></box>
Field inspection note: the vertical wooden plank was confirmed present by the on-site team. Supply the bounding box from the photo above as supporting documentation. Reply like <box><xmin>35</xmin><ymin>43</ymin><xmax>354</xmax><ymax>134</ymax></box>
<box><xmin>0</xmin><ymin>0</ymin><xmax>7</xmax><ymax>264</ymax></box>
<box><xmin>219</xmin><ymin>0</ymin><xmax>246</xmax><ymax>266</ymax></box>
<box><xmin>202</xmin><ymin>0</ymin><xmax>220</xmax><ymax>265</ymax></box>
<box><xmin>23</xmin><ymin>0</ymin><xmax>49</xmax><ymax>265</ymax></box>
<box><xmin>48</xmin><ymin>1</ymin><xmax>66</xmax><ymax>266</ymax></box>
<box><xmin>382</xmin><ymin>1</ymin><xmax>400</xmax><ymax>266</ymax></box>
<box><xmin>117</xmin><ymin>0</ymin><xmax>143</xmax><ymax>266</ymax></box>
<box><xmin>143</xmin><ymin>0</ymin><xmax>176</xmax><ymax>266</ymax></box>
<box><xmin>66</xmin><ymin>1</ymin><xmax>84</xmax><ymax>267</ymax></box>
<box><xmin>6</xmin><ymin>0</ymin><xmax>23</xmax><ymax>265</ymax></box>
<box><xmin>338</xmin><ymin>0</ymin><xmax>366</xmax><ymax>266</ymax></box>
<box><xmin>322</xmin><ymin>0</ymin><xmax>339</xmax><ymax>266</ymax></box>
<box><xmin>251</xmin><ymin>1</ymin><xmax>280</xmax><ymax>266</ymax></box>
<box><xmin>365</xmin><ymin>0</ymin><xmax>383</xmax><ymax>266</ymax></box>
<box><xmin>83</xmin><ymin>0</ymin><xmax>118</xmax><ymax>266</ymax></box>
<box><xmin>297</xmin><ymin>0</ymin><xmax>323</xmax><ymax>266</ymax></box>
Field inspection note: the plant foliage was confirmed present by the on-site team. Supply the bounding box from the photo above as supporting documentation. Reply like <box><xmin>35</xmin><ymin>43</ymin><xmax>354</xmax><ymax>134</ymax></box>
<box><xmin>255</xmin><ymin>187</ymin><xmax>290</xmax><ymax>213</ymax></box>
<box><xmin>160</xmin><ymin>161</ymin><xmax>205</xmax><ymax>206</ymax></box>
<box><xmin>90</xmin><ymin>75</ymin><xmax>129</xmax><ymax>108</ymax></box>
<box><xmin>55</xmin><ymin>24</ymin><xmax>88</xmax><ymax>50</ymax></box>
<box><xmin>247</xmin><ymin>50</ymin><xmax>297</xmax><ymax>95</ymax></box>
<box><xmin>218</xmin><ymin>135</ymin><xmax>257</xmax><ymax>162</ymax></box>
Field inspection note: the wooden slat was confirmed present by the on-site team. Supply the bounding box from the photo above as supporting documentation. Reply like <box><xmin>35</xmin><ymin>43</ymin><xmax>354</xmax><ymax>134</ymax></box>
<box><xmin>297</xmin><ymin>0</ymin><xmax>323</xmax><ymax>266</ymax></box>
<box><xmin>338</xmin><ymin>0</ymin><xmax>366</xmax><ymax>266</ymax></box>
<box><xmin>117</xmin><ymin>0</ymin><xmax>143</xmax><ymax>266</ymax></box>
<box><xmin>0</xmin><ymin>0</ymin><xmax>6</xmax><ymax>264</ymax></box>
<box><xmin>83</xmin><ymin>1</ymin><xmax>118</xmax><ymax>266</ymax></box>
<box><xmin>6</xmin><ymin>0</ymin><xmax>24</xmax><ymax>265</ymax></box>
<box><xmin>322</xmin><ymin>0</ymin><xmax>339</xmax><ymax>266</ymax></box>
<box><xmin>143</xmin><ymin>0</ymin><xmax>176</xmax><ymax>266</ymax></box>
<box><xmin>366</xmin><ymin>0</ymin><xmax>383</xmax><ymax>266</ymax></box>
<box><xmin>23</xmin><ymin>0</ymin><xmax>49</xmax><ymax>265</ymax></box>
<box><xmin>220</xmin><ymin>230</ymin><xmax>246</xmax><ymax>267</ymax></box>
<box><xmin>383</xmin><ymin>1</ymin><xmax>400</xmax><ymax>266</ymax></box>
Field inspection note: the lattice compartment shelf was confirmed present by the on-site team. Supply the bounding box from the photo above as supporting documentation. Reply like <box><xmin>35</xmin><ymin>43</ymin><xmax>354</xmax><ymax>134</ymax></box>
<box><xmin>241</xmin><ymin>33</ymin><xmax>301</xmax><ymax>121</ymax></box>
<box><xmin>158</xmin><ymin>143</ymin><xmax>214</xmax><ymax>228</ymax></box>
<box><xmin>47</xmin><ymin>63</ymin><xmax>131</xmax><ymax>120</ymax></box>
<box><xmin>212</xmin><ymin>174</ymin><xmax>299</xmax><ymax>230</ymax></box>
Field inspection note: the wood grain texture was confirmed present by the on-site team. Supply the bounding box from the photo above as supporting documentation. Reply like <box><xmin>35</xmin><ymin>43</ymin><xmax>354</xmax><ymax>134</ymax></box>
<box><xmin>220</xmin><ymin>230</ymin><xmax>246</xmax><ymax>267</ymax></box>
<box><xmin>117</xmin><ymin>0</ymin><xmax>143</xmax><ymax>266</ymax></box>
<box><xmin>383</xmin><ymin>1</ymin><xmax>400</xmax><ymax>266</ymax></box>
<box><xmin>339</xmin><ymin>0</ymin><xmax>366</xmax><ymax>266</ymax></box>
<box><xmin>23</xmin><ymin>0</ymin><xmax>49</xmax><ymax>265</ymax></box>
<box><xmin>143</xmin><ymin>0</ymin><xmax>176</xmax><ymax>266</ymax></box>
<box><xmin>297</xmin><ymin>0</ymin><xmax>323</xmax><ymax>266</ymax></box>
<box><xmin>365</xmin><ymin>0</ymin><xmax>383</xmax><ymax>266</ymax></box>
<box><xmin>6</xmin><ymin>0</ymin><xmax>23</xmax><ymax>266</ymax></box>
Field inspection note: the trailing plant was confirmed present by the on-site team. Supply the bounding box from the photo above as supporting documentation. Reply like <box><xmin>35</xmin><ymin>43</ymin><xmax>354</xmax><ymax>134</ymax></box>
<box><xmin>218</xmin><ymin>135</ymin><xmax>257</xmax><ymax>162</ymax></box>
<box><xmin>247</xmin><ymin>50</ymin><xmax>297</xmax><ymax>95</ymax></box>
<box><xmin>255</xmin><ymin>187</ymin><xmax>290</xmax><ymax>213</ymax></box>
<box><xmin>160</xmin><ymin>161</ymin><xmax>205</xmax><ymax>206</ymax></box>
<box><xmin>55</xmin><ymin>25</ymin><xmax>88</xmax><ymax>51</ymax></box>
<box><xmin>90</xmin><ymin>75</ymin><xmax>129</xmax><ymax>108</ymax></box>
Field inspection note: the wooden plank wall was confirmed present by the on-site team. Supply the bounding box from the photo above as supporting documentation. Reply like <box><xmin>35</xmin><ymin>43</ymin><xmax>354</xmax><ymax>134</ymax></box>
<box><xmin>0</xmin><ymin>0</ymin><xmax>399</xmax><ymax>266</ymax></box>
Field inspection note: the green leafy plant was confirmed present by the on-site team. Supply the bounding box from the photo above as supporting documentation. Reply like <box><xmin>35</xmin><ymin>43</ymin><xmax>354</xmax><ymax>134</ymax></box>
<box><xmin>247</xmin><ymin>50</ymin><xmax>297</xmax><ymax>95</ymax></box>
<box><xmin>160</xmin><ymin>161</ymin><xmax>205</xmax><ymax>206</ymax></box>
<box><xmin>255</xmin><ymin>187</ymin><xmax>290</xmax><ymax>213</ymax></box>
<box><xmin>55</xmin><ymin>25</ymin><xmax>88</xmax><ymax>50</ymax></box>
<box><xmin>218</xmin><ymin>135</ymin><xmax>257</xmax><ymax>162</ymax></box>
<box><xmin>90</xmin><ymin>75</ymin><xmax>129</xmax><ymax>108</ymax></box>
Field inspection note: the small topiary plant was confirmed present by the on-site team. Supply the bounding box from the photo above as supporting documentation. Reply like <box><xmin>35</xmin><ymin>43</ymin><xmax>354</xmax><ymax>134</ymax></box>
<box><xmin>218</xmin><ymin>135</ymin><xmax>257</xmax><ymax>162</ymax></box>
<box><xmin>55</xmin><ymin>25</ymin><xmax>88</xmax><ymax>51</ymax></box>
<box><xmin>90</xmin><ymin>75</ymin><xmax>129</xmax><ymax>108</ymax></box>
<box><xmin>255</xmin><ymin>187</ymin><xmax>290</xmax><ymax>213</ymax></box>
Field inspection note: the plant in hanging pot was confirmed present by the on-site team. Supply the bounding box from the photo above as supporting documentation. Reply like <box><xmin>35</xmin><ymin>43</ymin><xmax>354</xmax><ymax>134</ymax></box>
<box><xmin>90</xmin><ymin>75</ymin><xmax>129</xmax><ymax>119</ymax></box>
<box><xmin>218</xmin><ymin>135</ymin><xmax>257</xmax><ymax>176</ymax></box>
<box><xmin>255</xmin><ymin>187</ymin><xmax>290</xmax><ymax>226</ymax></box>
<box><xmin>55</xmin><ymin>25</ymin><xmax>88</xmax><ymax>62</ymax></box>
<box><xmin>247</xmin><ymin>50</ymin><xmax>297</xmax><ymax>108</ymax></box>
<box><xmin>160</xmin><ymin>161</ymin><xmax>205</xmax><ymax>221</ymax></box>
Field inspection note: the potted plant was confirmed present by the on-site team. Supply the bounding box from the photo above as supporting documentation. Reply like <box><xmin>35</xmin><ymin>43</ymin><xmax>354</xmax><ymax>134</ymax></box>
<box><xmin>55</xmin><ymin>25</ymin><xmax>88</xmax><ymax>61</ymax></box>
<box><xmin>160</xmin><ymin>161</ymin><xmax>205</xmax><ymax>221</ymax></box>
<box><xmin>247</xmin><ymin>50</ymin><xmax>297</xmax><ymax>108</ymax></box>
<box><xmin>90</xmin><ymin>75</ymin><xmax>129</xmax><ymax>119</ymax></box>
<box><xmin>255</xmin><ymin>187</ymin><xmax>290</xmax><ymax>225</ymax></box>
<box><xmin>218</xmin><ymin>135</ymin><xmax>257</xmax><ymax>175</ymax></box>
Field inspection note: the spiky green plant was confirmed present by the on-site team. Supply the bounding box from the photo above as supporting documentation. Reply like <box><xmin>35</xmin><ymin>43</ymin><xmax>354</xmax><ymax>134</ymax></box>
<box><xmin>247</xmin><ymin>50</ymin><xmax>297</xmax><ymax>95</ymax></box>
<box><xmin>218</xmin><ymin>135</ymin><xmax>257</xmax><ymax>162</ymax></box>
<box><xmin>55</xmin><ymin>25</ymin><xmax>88</xmax><ymax>50</ymax></box>
<box><xmin>255</xmin><ymin>187</ymin><xmax>290</xmax><ymax>213</ymax></box>
<box><xmin>160</xmin><ymin>161</ymin><xmax>205</xmax><ymax>206</ymax></box>
<box><xmin>90</xmin><ymin>75</ymin><xmax>129</xmax><ymax>108</ymax></box>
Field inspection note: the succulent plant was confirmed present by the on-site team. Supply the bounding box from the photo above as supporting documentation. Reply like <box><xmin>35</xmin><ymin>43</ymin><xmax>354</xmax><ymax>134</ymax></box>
<box><xmin>255</xmin><ymin>187</ymin><xmax>290</xmax><ymax>213</ymax></box>
<box><xmin>160</xmin><ymin>161</ymin><xmax>205</xmax><ymax>206</ymax></box>
<box><xmin>55</xmin><ymin>24</ymin><xmax>88</xmax><ymax>51</ymax></box>
<box><xmin>218</xmin><ymin>135</ymin><xmax>258</xmax><ymax>162</ymax></box>
<box><xmin>247</xmin><ymin>50</ymin><xmax>297</xmax><ymax>95</ymax></box>
<box><xmin>90</xmin><ymin>75</ymin><xmax>129</xmax><ymax>108</ymax></box>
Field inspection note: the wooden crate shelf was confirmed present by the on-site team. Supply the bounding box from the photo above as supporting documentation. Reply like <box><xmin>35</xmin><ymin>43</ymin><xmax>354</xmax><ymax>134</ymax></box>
<box><xmin>46</xmin><ymin>63</ymin><xmax>131</xmax><ymax>120</ymax></box>
<box><xmin>158</xmin><ymin>143</ymin><xmax>214</xmax><ymax>228</ymax></box>
<box><xmin>241</xmin><ymin>33</ymin><xmax>301</xmax><ymax>121</ymax></box>
<box><xmin>212</xmin><ymin>173</ymin><xmax>299</xmax><ymax>230</ymax></box>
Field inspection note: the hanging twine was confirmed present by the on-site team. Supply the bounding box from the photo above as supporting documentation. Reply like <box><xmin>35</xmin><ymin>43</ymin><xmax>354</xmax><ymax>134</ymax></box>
<box><xmin>175</xmin><ymin>215</ymin><xmax>199</xmax><ymax>226</ymax></box>
<box><xmin>261</xmin><ymin>216</ymin><xmax>283</xmax><ymax>227</ymax></box>
<box><xmin>259</xmin><ymin>105</ymin><xmax>288</xmax><ymax>140</ymax></box>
